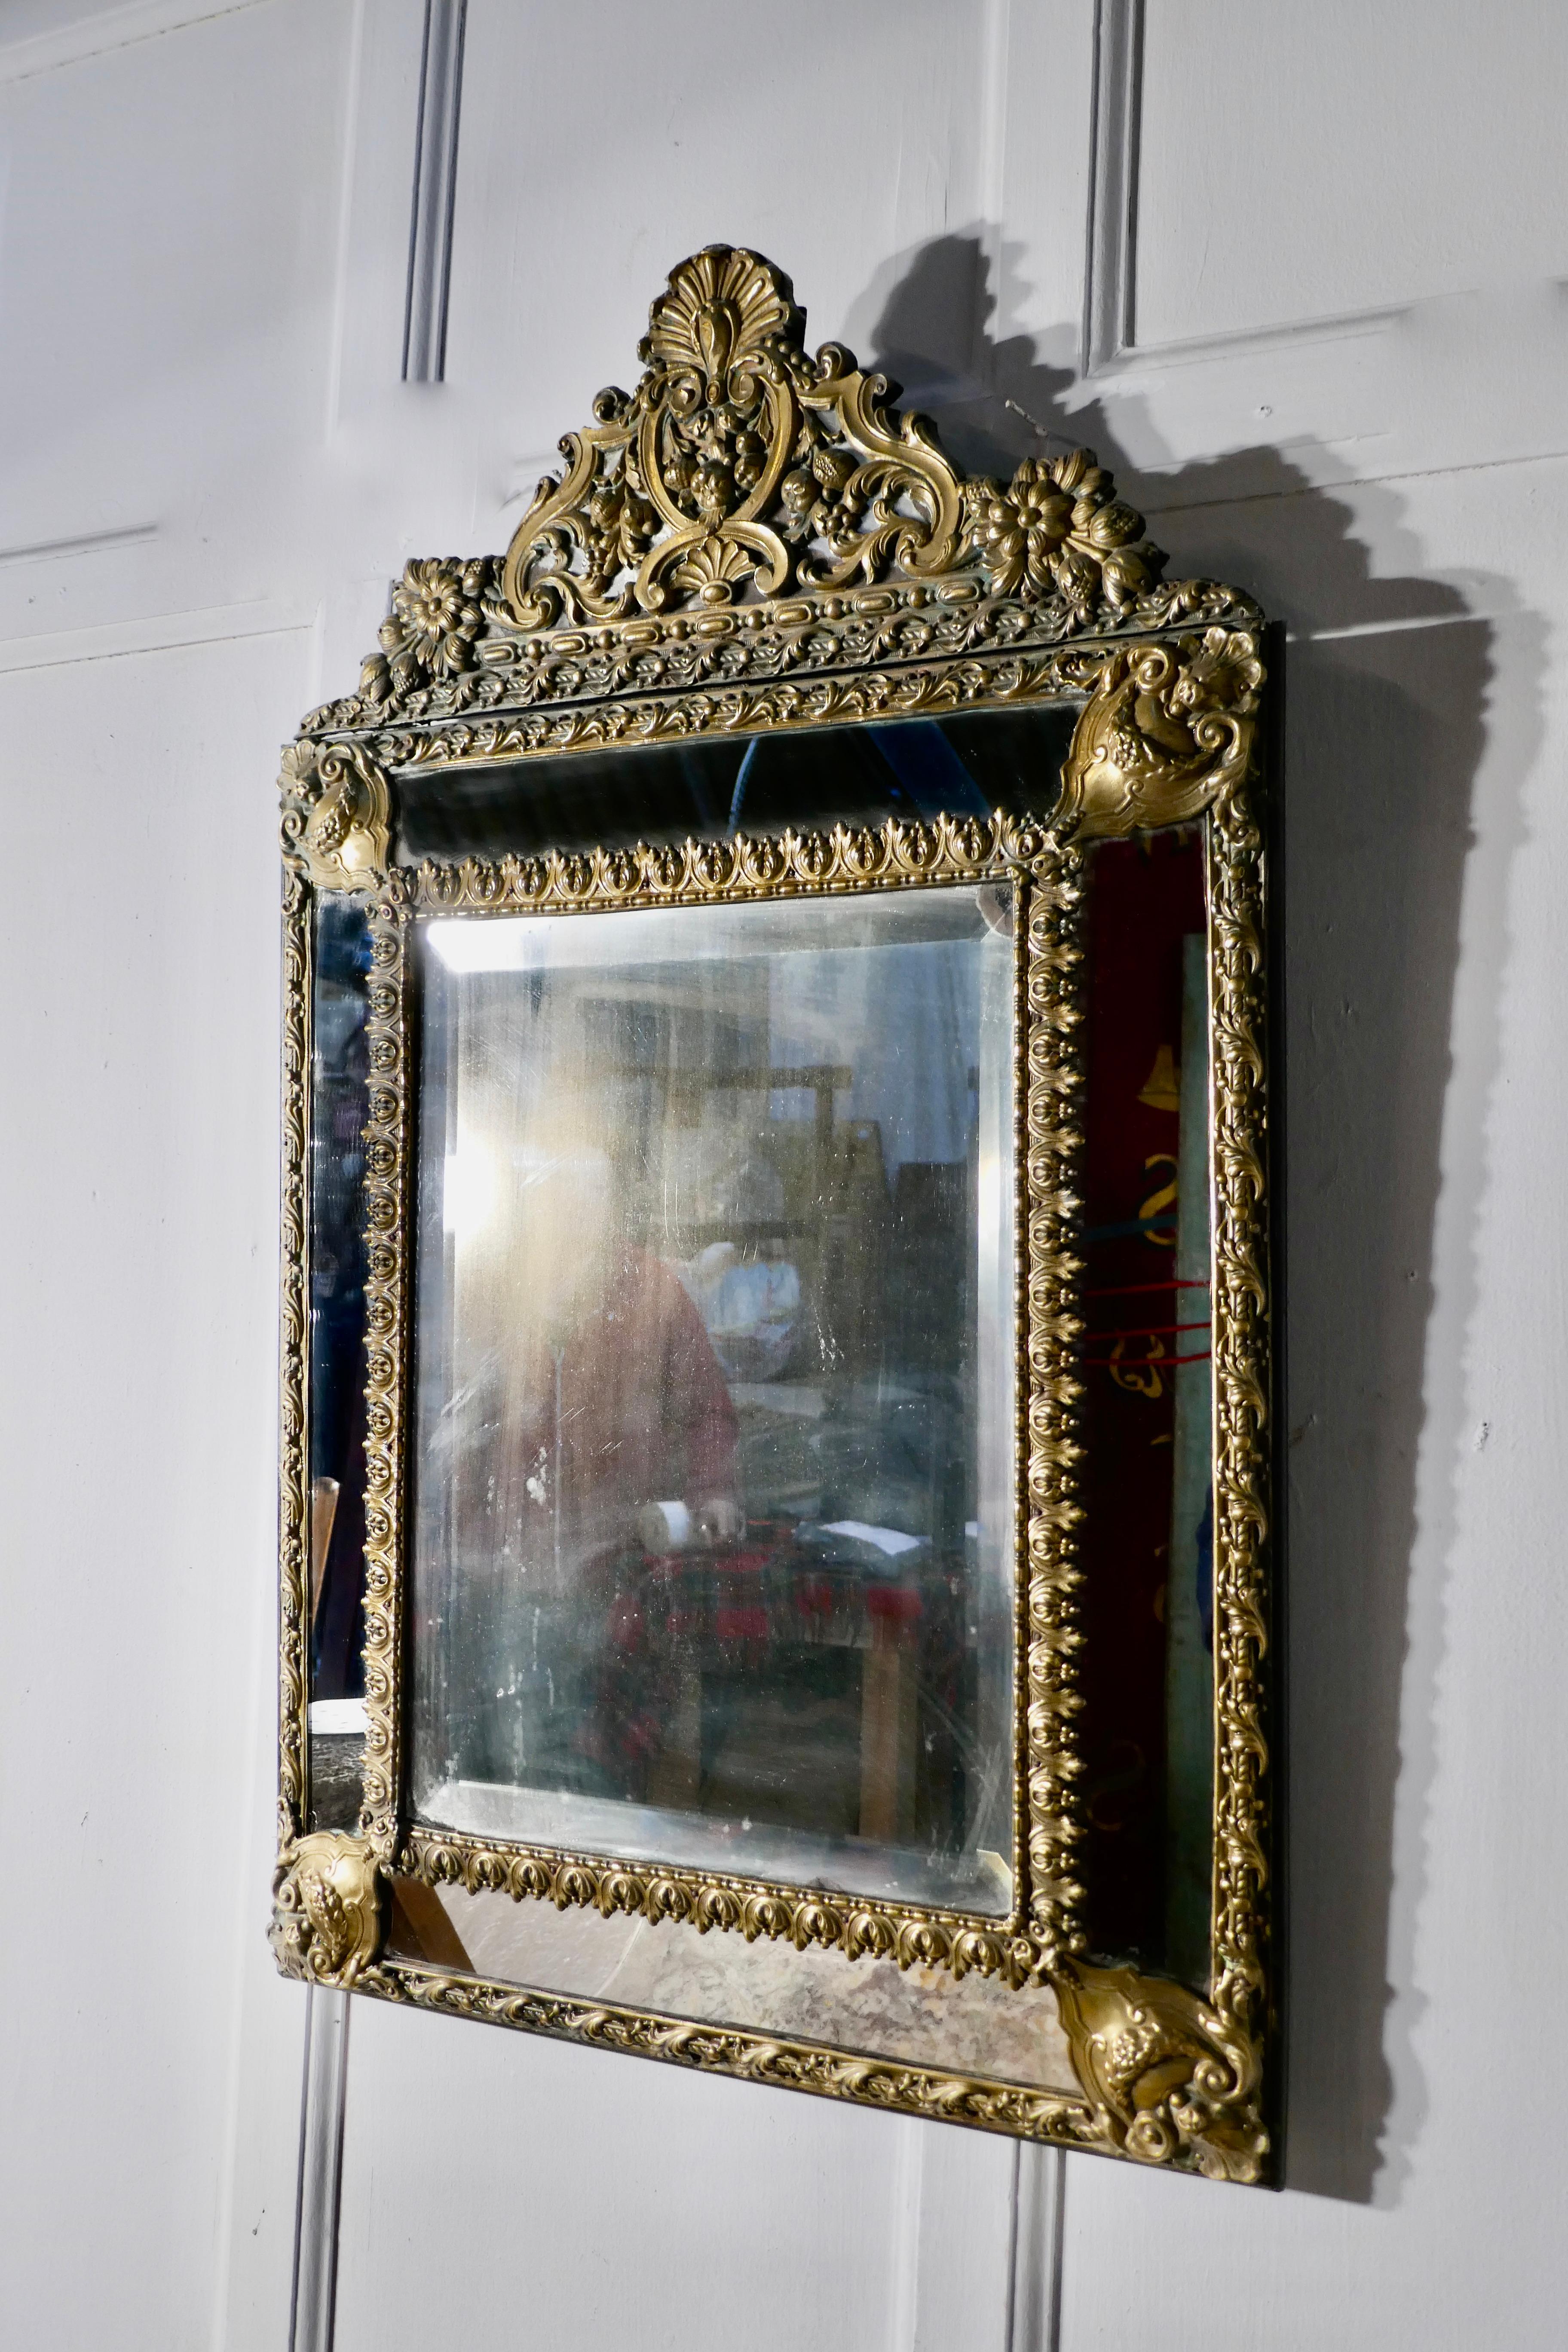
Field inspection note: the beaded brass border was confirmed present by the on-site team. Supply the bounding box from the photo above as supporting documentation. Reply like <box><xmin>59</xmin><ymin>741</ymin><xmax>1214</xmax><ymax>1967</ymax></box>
<box><xmin>273</xmin><ymin>246</ymin><xmax>1274</xmax><ymax>2183</ymax></box>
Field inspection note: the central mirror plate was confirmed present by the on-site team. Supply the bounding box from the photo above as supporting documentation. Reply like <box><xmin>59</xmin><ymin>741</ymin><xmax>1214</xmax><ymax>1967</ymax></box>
<box><xmin>409</xmin><ymin>883</ymin><xmax>1018</xmax><ymax>1915</ymax></box>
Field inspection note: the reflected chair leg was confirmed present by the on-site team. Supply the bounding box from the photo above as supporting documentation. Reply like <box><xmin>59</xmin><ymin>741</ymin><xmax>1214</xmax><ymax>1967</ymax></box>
<box><xmin>309</xmin><ymin>1476</ymin><xmax>340</xmax><ymax>1632</ymax></box>
<box><xmin>647</xmin><ymin>1663</ymin><xmax>703</xmax><ymax>1811</ymax></box>
<box><xmin>859</xmin><ymin>1621</ymin><xmax>917</xmax><ymax>1843</ymax></box>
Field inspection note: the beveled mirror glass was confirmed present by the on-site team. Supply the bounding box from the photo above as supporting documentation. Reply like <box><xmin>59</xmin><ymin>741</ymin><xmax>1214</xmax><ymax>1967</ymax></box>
<box><xmin>410</xmin><ymin>880</ymin><xmax>1018</xmax><ymax>1916</ymax></box>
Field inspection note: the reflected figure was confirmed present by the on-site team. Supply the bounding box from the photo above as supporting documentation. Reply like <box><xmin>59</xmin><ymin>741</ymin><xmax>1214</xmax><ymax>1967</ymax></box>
<box><xmin>445</xmin><ymin>1119</ymin><xmax>739</xmax><ymax>1803</ymax></box>
<box><xmin>493</xmin><ymin>1129</ymin><xmax>740</xmax><ymax>1579</ymax></box>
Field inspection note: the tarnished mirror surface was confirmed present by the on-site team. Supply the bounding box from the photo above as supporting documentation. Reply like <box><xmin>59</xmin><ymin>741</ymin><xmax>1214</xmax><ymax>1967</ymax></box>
<box><xmin>409</xmin><ymin>884</ymin><xmax>1017</xmax><ymax>1914</ymax></box>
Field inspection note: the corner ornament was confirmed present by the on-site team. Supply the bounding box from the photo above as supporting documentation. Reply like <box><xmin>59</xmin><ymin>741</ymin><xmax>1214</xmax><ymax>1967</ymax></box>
<box><xmin>271</xmin><ymin>1831</ymin><xmax>384</xmax><ymax>1988</ymax></box>
<box><xmin>279</xmin><ymin>740</ymin><xmax>391</xmax><ymax>891</ymax></box>
<box><xmin>1060</xmin><ymin>627</ymin><xmax>1264</xmax><ymax>839</ymax></box>
<box><xmin>1053</xmin><ymin>1960</ymin><xmax>1267</xmax><ymax>2183</ymax></box>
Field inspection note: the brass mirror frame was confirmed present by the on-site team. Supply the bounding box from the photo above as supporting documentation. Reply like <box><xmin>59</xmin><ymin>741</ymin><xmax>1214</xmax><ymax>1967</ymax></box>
<box><xmin>271</xmin><ymin>248</ymin><xmax>1274</xmax><ymax>2184</ymax></box>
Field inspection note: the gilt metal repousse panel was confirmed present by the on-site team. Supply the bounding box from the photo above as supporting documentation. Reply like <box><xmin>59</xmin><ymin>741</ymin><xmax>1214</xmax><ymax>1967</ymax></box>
<box><xmin>273</xmin><ymin>248</ymin><xmax>1273</xmax><ymax>2183</ymax></box>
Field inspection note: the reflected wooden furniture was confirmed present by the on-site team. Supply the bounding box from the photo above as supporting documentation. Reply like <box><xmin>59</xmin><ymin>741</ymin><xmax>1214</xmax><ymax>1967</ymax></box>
<box><xmin>309</xmin><ymin>1476</ymin><xmax>340</xmax><ymax>1628</ymax></box>
<box><xmin>858</xmin><ymin>1599</ymin><xmax>920</xmax><ymax>1842</ymax></box>
<box><xmin>643</xmin><ymin>1583</ymin><xmax>921</xmax><ymax>1844</ymax></box>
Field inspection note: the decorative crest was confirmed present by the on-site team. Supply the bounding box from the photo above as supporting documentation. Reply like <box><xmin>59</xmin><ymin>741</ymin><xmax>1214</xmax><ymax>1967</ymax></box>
<box><xmin>294</xmin><ymin>246</ymin><xmax>1260</xmax><ymax>740</ymax></box>
<box><xmin>498</xmin><ymin>244</ymin><xmax>1159</xmax><ymax>628</ymax></box>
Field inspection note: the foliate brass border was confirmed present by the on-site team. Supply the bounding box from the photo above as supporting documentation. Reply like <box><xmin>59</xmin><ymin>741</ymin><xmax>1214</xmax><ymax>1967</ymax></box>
<box><xmin>345</xmin><ymin>634</ymin><xmax>1231</xmax><ymax>781</ymax></box>
<box><xmin>1019</xmin><ymin>858</ymin><xmax>1088</xmax><ymax>1951</ymax></box>
<box><xmin>273</xmin><ymin>244</ymin><xmax>1276</xmax><ymax>2183</ymax></box>
<box><xmin>355</xmin><ymin>1956</ymin><xmax>1104</xmax><ymax>2150</ymax></box>
<box><xmin>359</xmin><ymin>810</ymin><xmax>1087</xmax><ymax>1993</ymax></box>
<box><xmin>359</xmin><ymin>893</ymin><xmax>414</xmax><ymax>1859</ymax></box>
<box><xmin>1028</xmin><ymin>740</ymin><xmax>1273</xmax><ymax>2188</ymax></box>
<box><xmin>302</xmin><ymin>572</ymin><xmax>1258</xmax><ymax>745</ymax></box>
<box><xmin>1204</xmin><ymin>739</ymin><xmax>1273</xmax><ymax>2162</ymax></box>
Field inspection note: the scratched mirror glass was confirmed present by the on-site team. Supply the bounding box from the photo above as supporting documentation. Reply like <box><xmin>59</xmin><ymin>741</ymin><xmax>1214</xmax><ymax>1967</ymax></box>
<box><xmin>408</xmin><ymin>885</ymin><xmax>1016</xmax><ymax>1914</ymax></box>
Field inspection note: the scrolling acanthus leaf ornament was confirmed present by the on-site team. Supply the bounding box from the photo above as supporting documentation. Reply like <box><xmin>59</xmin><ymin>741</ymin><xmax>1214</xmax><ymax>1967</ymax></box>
<box><xmin>279</xmin><ymin>740</ymin><xmax>391</xmax><ymax>890</ymax></box>
<box><xmin>271</xmin><ymin>1831</ymin><xmax>384</xmax><ymax>1988</ymax></box>
<box><xmin>1059</xmin><ymin>627</ymin><xmax>1264</xmax><ymax>838</ymax></box>
<box><xmin>498</xmin><ymin>244</ymin><xmax>973</xmax><ymax>624</ymax></box>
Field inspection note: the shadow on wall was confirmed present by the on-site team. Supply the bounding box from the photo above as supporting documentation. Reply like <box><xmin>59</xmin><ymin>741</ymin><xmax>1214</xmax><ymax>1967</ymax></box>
<box><xmin>848</xmin><ymin>233</ymin><xmax>1532</xmax><ymax>2208</ymax></box>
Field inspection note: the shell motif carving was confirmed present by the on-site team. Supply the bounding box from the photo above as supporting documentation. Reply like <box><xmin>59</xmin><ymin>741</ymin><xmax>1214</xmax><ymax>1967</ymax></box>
<box><xmin>1060</xmin><ymin>628</ymin><xmax>1264</xmax><ymax>838</ymax></box>
<box><xmin>279</xmin><ymin>740</ymin><xmax>391</xmax><ymax>889</ymax></box>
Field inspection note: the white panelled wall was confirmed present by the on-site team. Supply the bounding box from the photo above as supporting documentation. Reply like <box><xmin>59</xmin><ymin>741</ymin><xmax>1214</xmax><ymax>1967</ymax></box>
<box><xmin>0</xmin><ymin>3</ymin><xmax>1563</xmax><ymax>2347</ymax></box>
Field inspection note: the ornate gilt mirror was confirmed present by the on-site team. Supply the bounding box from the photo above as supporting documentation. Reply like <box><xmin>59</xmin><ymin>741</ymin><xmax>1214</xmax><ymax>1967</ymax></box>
<box><xmin>272</xmin><ymin>246</ymin><xmax>1276</xmax><ymax>2184</ymax></box>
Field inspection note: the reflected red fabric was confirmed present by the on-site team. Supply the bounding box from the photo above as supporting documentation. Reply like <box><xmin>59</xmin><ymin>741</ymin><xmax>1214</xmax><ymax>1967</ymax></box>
<box><xmin>1077</xmin><ymin>831</ymin><xmax>1207</xmax><ymax>1967</ymax></box>
<box><xmin>508</xmin><ymin>1246</ymin><xmax>739</xmax><ymax>1558</ymax></box>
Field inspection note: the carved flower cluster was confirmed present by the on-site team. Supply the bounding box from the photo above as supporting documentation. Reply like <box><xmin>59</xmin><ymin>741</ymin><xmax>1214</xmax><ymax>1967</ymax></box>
<box><xmin>359</xmin><ymin>556</ymin><xmax>494</xmax><ymax>703</ymax></box>
<box><xmin>969</xmin><ymin>450</ymin><xmax>1160</xmax><ymax>610</ymax></box>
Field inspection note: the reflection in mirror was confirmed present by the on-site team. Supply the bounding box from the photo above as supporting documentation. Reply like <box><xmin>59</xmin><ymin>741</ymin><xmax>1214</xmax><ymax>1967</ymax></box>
<box><xmin>306</xmin><ymin>896</ymin><xmax>372</xmax><ymax>1828</ymax></box>
<box><xmin>410</xmin><ymin>885</ymin><xmax>1017</xmax><ymax>1913</ymax></box>
<box><xmin>1076</xmin><ymin>830</ymin><xmax>1214</xmax><ymax>1983</ymax></box>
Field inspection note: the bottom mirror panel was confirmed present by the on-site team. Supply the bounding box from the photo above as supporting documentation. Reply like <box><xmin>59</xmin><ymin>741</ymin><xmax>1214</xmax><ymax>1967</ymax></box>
<box><xmin>384</xmin><ymin>1876</ymin><xmax>1079</xmax><ymax>2098</ymax></box>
